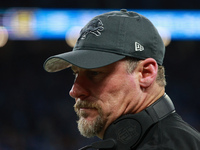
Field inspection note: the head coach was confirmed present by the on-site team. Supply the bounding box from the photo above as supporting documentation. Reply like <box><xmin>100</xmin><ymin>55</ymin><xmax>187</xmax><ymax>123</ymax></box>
<box><xmin>43</xmin><ymin>9</ymin><xmax>200</xmax><ymax>150</ymax></box>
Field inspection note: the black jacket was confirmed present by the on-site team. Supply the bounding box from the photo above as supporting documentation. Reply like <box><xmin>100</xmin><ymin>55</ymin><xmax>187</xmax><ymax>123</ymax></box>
<box><xmin>136</xmin><ymin>112</ymin><xmax>200</xmax><ymax>150</ymax></box>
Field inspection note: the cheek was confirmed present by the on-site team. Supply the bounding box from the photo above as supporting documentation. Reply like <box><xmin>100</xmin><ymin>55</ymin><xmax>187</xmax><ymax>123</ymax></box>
<box><xmin>98</xmin><ymin>78</ymin><xmax>126</xmax><ymax>100</ymax></box>
<box><xmin>104</xmin><ymin>76</ymin><xmax>136</xmax><ymax>98</ymax></box>
<box><xmin>97</xmin><ymin>77</ymin><xmax>136</xmax><ymax>114</ymax></box>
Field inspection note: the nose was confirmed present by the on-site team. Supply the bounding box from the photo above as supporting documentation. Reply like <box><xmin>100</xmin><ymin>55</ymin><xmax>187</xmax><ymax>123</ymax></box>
<box><xmin>69</xmin><ymin>75</ymin><xmax>90</xmax><ymax>100</ymax></box>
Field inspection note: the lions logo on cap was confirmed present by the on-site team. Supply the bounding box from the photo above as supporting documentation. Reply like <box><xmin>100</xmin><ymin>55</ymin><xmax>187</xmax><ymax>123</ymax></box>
<box><xmin>79</xmin><ymin>18</ymin><xmax>104</xmax><ymax>40</ymax></box>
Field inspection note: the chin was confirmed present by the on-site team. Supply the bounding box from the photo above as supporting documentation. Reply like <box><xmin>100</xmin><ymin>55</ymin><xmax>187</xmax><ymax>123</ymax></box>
<box><xmin>78</xmin><ymin>115</ymin><xmax>105</xmax><ymax>138</ymax></box>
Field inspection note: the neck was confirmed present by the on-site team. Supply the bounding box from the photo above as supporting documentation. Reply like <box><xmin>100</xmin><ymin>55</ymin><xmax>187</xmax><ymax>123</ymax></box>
<box><xmin>135</xmin><ymin>86</ymin><xmax>165</xmax><ymax>114</ymax></box>
<box><xmin>97</xmin><ymin>84</ymin><xmax>165</xmax><ymax>139</ymax></box>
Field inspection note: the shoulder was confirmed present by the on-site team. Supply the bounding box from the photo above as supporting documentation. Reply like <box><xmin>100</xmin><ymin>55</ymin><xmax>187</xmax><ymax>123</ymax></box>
<box><xmin>136</xmin><ymin>113</ymin><xmax>200</xmax><ymax>150</ymax></box>
<box><xmin>159</xmin><ymin>112</ymin><xmax>199</xmax><ymax>138</ymax></box>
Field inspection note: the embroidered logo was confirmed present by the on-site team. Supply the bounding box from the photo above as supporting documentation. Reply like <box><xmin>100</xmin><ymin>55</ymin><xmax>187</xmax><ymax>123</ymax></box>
<box><xmin>135</xmin><ymin>42</ymin><xmax>144</xmax><ymax>51</ymax></box>
<box><xmin>117</xmin><ymin>124</ymin><xmax>139</xmax><ymax>144</ymax></box>
<box><xmin>79</xmin><ymin>19</ymin><xmax>104</xmax><ymax>40</ymax></box>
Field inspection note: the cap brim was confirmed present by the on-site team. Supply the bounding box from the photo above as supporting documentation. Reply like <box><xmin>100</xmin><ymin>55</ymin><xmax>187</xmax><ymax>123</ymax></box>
<box><xmin>43</xmin><ymin>50</ymin><xmax>125</xmax><ymax>72</ymax></box>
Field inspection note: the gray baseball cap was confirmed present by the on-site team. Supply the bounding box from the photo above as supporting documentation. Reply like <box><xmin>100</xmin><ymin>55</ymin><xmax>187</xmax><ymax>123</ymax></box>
<box><xmin>44</xmin><ymin>9</ymin><xmax>165</xmax><ymax>72</ymax></box>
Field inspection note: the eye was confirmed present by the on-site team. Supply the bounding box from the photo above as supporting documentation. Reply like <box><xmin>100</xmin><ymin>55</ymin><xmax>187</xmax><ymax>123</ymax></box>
<box><xmin>89</xmin><ymin>71</ymin><xmax>100</xmax><ymax>76</ymax></box>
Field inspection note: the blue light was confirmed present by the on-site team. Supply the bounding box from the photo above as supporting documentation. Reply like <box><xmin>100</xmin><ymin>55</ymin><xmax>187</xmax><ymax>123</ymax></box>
<box><xmin>2</xmin><ymin>8</ymin><xmax>200</xmax><ymax>40</ymax></box>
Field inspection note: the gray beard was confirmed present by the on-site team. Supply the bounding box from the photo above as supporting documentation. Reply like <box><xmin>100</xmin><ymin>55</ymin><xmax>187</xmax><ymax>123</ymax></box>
<box><xmin>74</xmin><ymin>101</ymin><xmax>105</xmax><ymax>138</ymax></box>
<box><xmin>77</xmin><ymin>113</ymin><xmax>104</xmax><ymax>138</ymax></box>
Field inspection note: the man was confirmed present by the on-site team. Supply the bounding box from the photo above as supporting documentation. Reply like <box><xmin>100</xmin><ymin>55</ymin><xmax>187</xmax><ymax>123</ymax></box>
<box><xmin>44</xmin><ymin>9</ymin><xmax>200</xmax><ymax>149</ymax></box>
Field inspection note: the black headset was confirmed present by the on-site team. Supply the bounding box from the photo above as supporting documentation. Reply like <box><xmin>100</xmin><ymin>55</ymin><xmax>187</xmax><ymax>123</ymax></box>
<box><xmin>79</xmin><ymin>93</ymin><xmax>175</xmax><ymax>150</ymax></box>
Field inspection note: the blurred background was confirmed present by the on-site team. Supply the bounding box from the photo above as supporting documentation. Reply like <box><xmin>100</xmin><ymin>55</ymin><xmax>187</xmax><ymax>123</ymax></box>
<box><xmin>0</xmin><ymin>1</ymin><xmax>200</xmax><ymax>150</ymax></box>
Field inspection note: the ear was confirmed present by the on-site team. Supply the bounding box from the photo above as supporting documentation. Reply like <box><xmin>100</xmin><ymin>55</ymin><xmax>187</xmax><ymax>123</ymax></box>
<box><xmin>138</xmin><ymin>58</ymin><xmax>158</xmax><ymax>88</ymax></box>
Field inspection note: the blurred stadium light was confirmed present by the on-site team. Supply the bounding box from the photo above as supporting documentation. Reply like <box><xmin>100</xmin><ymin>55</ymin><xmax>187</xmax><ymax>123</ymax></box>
<box><xmin>1</xmin><ymin>8</ymin><xmax>200</xmax><ymax>47</ymax></box>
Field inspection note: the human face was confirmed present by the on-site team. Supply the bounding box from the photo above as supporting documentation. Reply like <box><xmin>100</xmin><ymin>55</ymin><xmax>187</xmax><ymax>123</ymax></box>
<box><xmin>69</xmin><ymin>60</ymin><xmax>141</xmax><ymax>138</ymax></box>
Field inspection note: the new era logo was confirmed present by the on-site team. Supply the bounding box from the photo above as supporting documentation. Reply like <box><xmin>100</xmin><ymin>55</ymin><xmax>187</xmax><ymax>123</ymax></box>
<box><xmin>135</xmin><ymin>42</ymin><xmax>144</xmax><ymax>51</ymax></box>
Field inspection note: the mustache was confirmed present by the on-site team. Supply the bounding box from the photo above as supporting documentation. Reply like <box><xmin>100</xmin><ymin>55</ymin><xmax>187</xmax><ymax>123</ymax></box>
<box><xmin>74</xmin><ymin>100</ymin><xmax>100</xmax><ymax>110</ymax></box>
<box><xmin>74</xmin><ymin>100</ymin><xmax>103</xmax><ymax>119</ymax></box>
<box><xmin>74</xmin><ymin>100</ymin><xmax>103</xmax><ymax>116</ymax></box>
